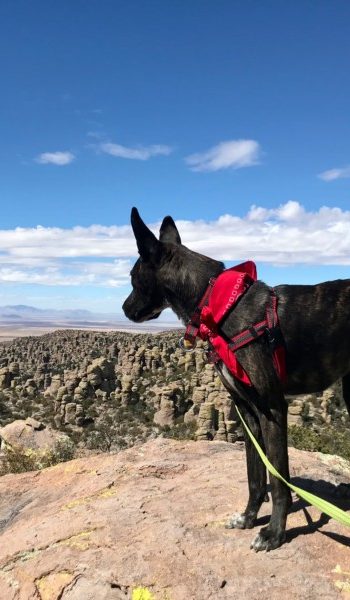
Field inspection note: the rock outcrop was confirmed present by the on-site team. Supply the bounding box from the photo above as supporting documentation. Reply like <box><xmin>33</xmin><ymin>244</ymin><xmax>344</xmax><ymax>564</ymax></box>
<box><xmin>0</xmin><ymin>330</ymin><xmax>348</xmax><ymax>446</ymax></box>
<box><xmin>0</xmin><ymin>439</ymin><xmax>349</xmax><ymax>599</ymax></box>
<box><xmin>0</xmin><ymin>418</ymin><xmax>69</xmax><ymax>453</ymax></box>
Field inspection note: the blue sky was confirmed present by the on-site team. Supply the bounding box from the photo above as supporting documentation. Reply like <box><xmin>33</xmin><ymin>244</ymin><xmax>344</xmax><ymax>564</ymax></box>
<box><xmin>1</xmin><ymin>1</ymin><xmax>350</xmax><ymax>315</ymax></box>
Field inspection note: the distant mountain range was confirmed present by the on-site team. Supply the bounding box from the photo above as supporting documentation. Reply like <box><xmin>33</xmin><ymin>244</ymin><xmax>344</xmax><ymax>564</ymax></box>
<box><xmin>0</xmin><ymin>305</ymin><xmax>180</xmax><ymax>331</ymax></box>
<box><xmin>0</xmin><ymin>305</ymin><xmax>97</xmax><ymax>320</ymax></box>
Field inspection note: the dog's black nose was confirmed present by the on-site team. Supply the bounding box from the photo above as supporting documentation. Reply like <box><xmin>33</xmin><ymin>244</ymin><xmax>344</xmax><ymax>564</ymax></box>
<box><xmin>122</xmin><ymin>296</ymin><xmax>139</xmax><ymax>322</ymax></box>
<box><xmin>122</xmin><ymin>300</ymin><xmax>130</xmax><ymax>318</ymax></box>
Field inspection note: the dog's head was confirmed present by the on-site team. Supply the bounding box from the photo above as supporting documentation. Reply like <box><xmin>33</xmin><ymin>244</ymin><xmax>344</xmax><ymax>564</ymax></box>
<box><xmin>122</xmin><ymin>207</ymin><xmax>181</xmax><ymax>322</ymax></box>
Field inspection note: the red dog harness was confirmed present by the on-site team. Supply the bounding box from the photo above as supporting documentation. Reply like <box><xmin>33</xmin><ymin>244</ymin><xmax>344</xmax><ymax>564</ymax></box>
<box><xmin>183</xmin><ymin>261</ymin><xmax>286</xmax><ymax>386</ymax></box>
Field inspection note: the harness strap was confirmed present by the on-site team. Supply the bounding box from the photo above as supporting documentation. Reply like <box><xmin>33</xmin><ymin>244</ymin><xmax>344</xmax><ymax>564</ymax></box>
<box><xmin>229</xmin><ymin>319</ymin><xmax>267</xmax><ymax>352</ymax></box>
<box><xmin>266</xmin><ymin>287</ymin><xmax>278</xmax><ymax>329</ymax></box>
<box><xmin>228</xmin><ymin>288</ymin><xmax>278</xmax><ymax>351</ymax></box>
<box><xmin>265</xmin><ymin>288</ymin><xmax>286</xmax><ymax>382</ymax></box>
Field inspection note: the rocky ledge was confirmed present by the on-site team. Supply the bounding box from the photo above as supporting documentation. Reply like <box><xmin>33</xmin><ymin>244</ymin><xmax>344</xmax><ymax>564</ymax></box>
<box><xmin>0</xmin><ymin>439</ymin><xmax>349</xmax><ymax>599</ymax></box>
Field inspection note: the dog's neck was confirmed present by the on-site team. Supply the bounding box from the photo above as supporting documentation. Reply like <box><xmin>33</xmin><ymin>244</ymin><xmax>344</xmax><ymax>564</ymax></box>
<box><xmin>161</xmin><ymin>246</ymin><xmax>224</xmax><ymax>324</ymax></box>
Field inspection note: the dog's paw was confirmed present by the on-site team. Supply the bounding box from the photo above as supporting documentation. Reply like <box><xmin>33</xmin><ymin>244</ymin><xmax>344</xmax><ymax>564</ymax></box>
<box><xmin>250</xmin><ymin>527</ymin><xmax>286</xmax><ymax>552</ymax></box>
<box><xmin>225</xmin><ymin>512</ymin><xmax>255</xmax><ymax>530</ymax></box>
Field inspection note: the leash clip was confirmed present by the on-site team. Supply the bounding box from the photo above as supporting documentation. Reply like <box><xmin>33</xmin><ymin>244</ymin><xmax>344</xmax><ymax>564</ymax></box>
<box><xmin>179</xmin><ymin>337</ymin><xmax>197</xmax><ymax>352</ymax></box>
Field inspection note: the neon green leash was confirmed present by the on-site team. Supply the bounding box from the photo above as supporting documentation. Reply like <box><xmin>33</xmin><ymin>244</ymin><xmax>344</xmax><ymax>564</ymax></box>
<box><xmin>234</xmin><ymin>404</ymin><xmax>350</xmax><ymax>528</ymax></box>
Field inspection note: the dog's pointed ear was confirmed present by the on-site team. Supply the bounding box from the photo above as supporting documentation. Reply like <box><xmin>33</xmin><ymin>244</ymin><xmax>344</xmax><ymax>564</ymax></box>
<box><xmin>159</xmin><ymin>216</ymin><xmax>181</xmax><ymax>245</ymax></box>
<box><xmin>131</xmin><ymin>207</ymin><xmax>159</xmax><ymax>260</ymax></box>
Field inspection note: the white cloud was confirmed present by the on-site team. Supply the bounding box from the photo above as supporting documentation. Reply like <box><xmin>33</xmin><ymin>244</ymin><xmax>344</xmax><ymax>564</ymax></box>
<box><xmin>0</xmin><ymin>258</ymin><xmax>132</xmax><ymax>287</ymax></box>
<box><xmin>185</xmin><ymin>139</ymin><xmax>260</xmax><ymax>172</ymax></box>
<box><xmin>0</xmin><ymin>224</ymin><xmax>137</xmax><ymax>258</ymax></box>
<box><xmin>99</xmin><ymin>142</ymin><xmax>172</xmax><ymax>160</ymax></box>
<box><xmin>1</xmin><ymin>201</ymin><xmax>350</xmax><ymax>288</ymax></box>
<box><xmin>35</xmin><ymin>151</ymin><xmax>75</xmax><ymax>166</ymax></box>
<box><xmin>177</xmin><ymin>201</ymin><xmax>350</xmax><ymax>265</ymax></box>
<box><xmin>318</xmin><ymin>165</ymin><xmax>350</xmax><ymax>181</ymax></box>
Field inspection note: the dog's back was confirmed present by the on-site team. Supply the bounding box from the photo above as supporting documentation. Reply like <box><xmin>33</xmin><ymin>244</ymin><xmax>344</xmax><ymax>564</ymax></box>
<box><xmin>276</xmin><ymin>279</ymin><xmax>350</xmax><ymax>394</ymax></box>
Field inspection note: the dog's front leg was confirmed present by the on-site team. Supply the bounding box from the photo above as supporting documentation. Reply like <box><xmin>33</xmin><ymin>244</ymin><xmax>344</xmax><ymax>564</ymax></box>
<box><xmin>250</xmin><ymin>397</ymin><xmax>292</xmax><ymax>552</ymax></box>
<box><xmin>226</xmin><ymin>399</ymin><xmax>268</xmax><ymax>530</ymax></box>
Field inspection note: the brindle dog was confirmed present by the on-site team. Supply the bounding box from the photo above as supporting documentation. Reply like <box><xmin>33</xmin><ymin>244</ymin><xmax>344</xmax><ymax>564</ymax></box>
<box><xmin>123</xmin><ymin>207</ymin><xmax>350</xmax><ymax>551</ymax></box>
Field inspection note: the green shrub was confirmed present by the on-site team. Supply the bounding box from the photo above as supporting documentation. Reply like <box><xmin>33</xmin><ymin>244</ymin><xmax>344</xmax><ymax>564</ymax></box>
<box><xmin>0</xmin><ymin>437</ymin><xmax>75</xmax><ymax>476</ymax></box>
<box><xmin>160</xmin><ymin>420</ymin><xmax>197</xmax><ymax>441</ymax></box>
<box><xmin>288</xmin><ymin>424</ymin><xmax>350</xmax><ymax>462</ymax></box>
